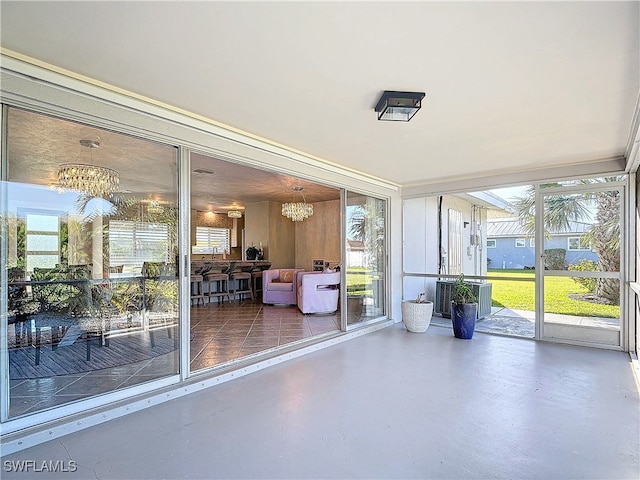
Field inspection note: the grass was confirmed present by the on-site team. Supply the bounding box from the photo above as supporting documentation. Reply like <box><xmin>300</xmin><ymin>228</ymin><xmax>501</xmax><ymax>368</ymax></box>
<box><xmin>346</xmin><ymin>267</ymin><xmax>374</xmax><ymax>296</ymax></box>
<box><xmin>487</xmin><ymin>269</ymin><xmax>619</xmax><ymax>318</ymax></box>
<box><xmin>347</xmin><ymin>268</ymin><xmax>619</xmax><ymax>318</ymax></box>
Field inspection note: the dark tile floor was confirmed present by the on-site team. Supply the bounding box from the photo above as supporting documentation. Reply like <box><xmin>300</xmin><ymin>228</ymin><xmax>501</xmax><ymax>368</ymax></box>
<box><xmin>189</xmin><ymin>298</ymin><xmax>340</xmax><ymax>370</ymax></box>
<box><xmin>8</xmin><ymin>298</ymin><xmax>340</xmax><ymax>418</ymax></box>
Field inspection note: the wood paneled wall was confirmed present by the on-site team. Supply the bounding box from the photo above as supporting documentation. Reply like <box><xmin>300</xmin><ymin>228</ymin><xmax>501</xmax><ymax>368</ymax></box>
<box><xmin>244</xmin><ymin>199</ymin><xmax>340</xmax><ymax>270</ymax></box>
<box><xmin>295</xmin><ymin>199</ymin><xmax>341</xmax><ymax>271</ymax></box>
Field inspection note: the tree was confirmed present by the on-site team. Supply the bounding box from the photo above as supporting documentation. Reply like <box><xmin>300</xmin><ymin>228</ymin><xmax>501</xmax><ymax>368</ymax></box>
<box><xmin>512</xmin><ymin>179</ymin><xmax>621</xmax><ymax>304</ymax></box>
<box><xmin>348</xmin><ymin>200</ymin><xmax>385</xmax><ymax>270</ymax></box>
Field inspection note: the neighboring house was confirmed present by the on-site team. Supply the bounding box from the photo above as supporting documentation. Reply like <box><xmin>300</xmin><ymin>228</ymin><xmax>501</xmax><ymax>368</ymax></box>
<box><xmin>346</xmin><ymin>239</ymin><xmax>365</xmax><ymax>268</ymax></box>
<box><xmin>486</xmin><ymin>217</ymin><xmax>599</xmax><ymax>269</ymax></box>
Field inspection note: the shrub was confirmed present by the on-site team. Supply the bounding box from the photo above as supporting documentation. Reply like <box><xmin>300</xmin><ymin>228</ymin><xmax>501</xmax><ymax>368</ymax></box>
<box><xmin>568</xmin><ymin>259</ymin><xmax>598</xmax><ymax>292</ymax></box>
<box><xmin>544</xmin><ymin>248</ymin><xmax>566</xmax><ymax>270</ymax></box>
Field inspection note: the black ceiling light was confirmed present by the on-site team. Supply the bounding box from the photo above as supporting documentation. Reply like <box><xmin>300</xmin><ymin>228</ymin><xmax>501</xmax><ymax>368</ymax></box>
<box><xmin>374</xmin><ymin>91</ymin><xmax>425</xmax><ymax>122</ymax></box>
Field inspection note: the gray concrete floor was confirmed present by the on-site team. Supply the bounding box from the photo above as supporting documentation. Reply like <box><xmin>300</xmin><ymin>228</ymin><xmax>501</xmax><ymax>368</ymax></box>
<box><xmin>2</xmin><ymin>324</ymin><xmax>638</xmax><ymax>479</ymax></box>
<box><xmin>432</xmin><ymin>306</ymin><xmax>619</xmax><ymax>338</ymax></box>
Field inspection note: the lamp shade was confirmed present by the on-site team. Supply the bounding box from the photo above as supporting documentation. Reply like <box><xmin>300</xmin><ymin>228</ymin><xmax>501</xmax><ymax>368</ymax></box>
<box><xmin>374</xmin><ymin>91</ymin><xmax>425</xmax><ymax>121</ymax></box>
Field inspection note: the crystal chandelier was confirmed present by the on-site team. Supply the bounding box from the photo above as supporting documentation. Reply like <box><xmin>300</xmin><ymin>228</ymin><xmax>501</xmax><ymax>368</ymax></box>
<box><xmin>282</xmin><ymin>186</ymin><xmax>313</xmax><ymax>222</ymax></box>
<box><xmin>145</xmin><ymin>201</ymin><xmax>165</xmax><ymax>214</ymax></box>
<box><xmin>57</xmin><ymin>139</ymin><xmax>119</xmax><ymax>197</ymax></box>
<box><xmin>227</xmin><ymin>210</ymin><xmax>242</xmax><ymax>218</ymax></box>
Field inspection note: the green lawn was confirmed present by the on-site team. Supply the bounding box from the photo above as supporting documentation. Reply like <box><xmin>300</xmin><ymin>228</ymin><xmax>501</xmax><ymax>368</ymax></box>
<box><xmin>346</xmin><ymin>268</ymin><xmax>374</xmax><ymax>296</ymax></box>
<box><xmin>487</xmin><ymin>269</ymin><xmax>619</xmax><ymax>318</ymax></box>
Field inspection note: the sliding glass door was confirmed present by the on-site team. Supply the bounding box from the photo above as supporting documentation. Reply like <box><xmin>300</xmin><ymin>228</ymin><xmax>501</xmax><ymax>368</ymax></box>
<box><xmin>2</xmin><ymin>107</ymin><xmax>180</xmax><ymax>419</ymax></box>
<box><xmin>345</xmin><ymin>191</ymin><xmax>386</xmax><ymax>325</ymax></box>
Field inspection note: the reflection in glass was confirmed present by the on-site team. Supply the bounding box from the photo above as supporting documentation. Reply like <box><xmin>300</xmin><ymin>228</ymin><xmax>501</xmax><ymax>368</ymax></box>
<box><xmin>3</xmin><ymin>108</ymin><xmax>180</xmax><ymax>418</ymax></box>
<box><xmin>345</xmin><ymin>192</ymin><xmax>385</xmax><ymax>324</ymax></box>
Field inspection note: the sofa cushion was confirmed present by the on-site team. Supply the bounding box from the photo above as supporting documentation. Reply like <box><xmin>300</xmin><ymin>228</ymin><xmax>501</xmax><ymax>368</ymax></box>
<box><xmin>268</xmin><ymin>282</ymin><xmax>293</xmax><ymax>292</ymax></box>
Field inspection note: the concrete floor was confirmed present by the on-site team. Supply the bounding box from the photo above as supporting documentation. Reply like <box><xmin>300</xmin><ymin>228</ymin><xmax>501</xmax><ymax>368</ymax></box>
<box><xmin>431</xmin><ymin>306</ymin><xmax>620</xmax><ymax>338</ymax></box>
<box><xmin>1</xmin><ymin>324</ymin><xmax>638</xmax><ymax>479</ymax></box>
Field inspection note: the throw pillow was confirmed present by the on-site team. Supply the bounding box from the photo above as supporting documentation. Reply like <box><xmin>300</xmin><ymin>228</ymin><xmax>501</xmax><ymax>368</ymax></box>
<box><xmin>280</xmin><ymin>270</ymin><xmax>294</xmax><ymax>283</ymax></box>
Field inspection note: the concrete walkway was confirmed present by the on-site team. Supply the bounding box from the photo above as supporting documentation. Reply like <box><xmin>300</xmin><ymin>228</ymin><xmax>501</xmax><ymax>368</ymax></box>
<box><xmin>432</xmin><ymin>307</ymin><xmax>619</xmax><ymax>338</ymax></box>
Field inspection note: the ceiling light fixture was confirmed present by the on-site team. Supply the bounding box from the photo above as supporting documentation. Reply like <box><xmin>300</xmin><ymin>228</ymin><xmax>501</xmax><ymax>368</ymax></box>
<box><xmin>282</xmin><ymin>186</ymin><xmax>313</xmax><ymax>222</ymax></box>
<box><xmin>227</xmin><ymin>210</ymin><xmax>242</xmax><ymax>218</ymax></box>
<box><xmin>145</xmin><ymin>201</ymin><xmax>165</xmax><ymax>214</ymax></box>
<box><xmin>57</xmin><ymin>139</ymin><xmax>119</xmax><ymax>196</ymax></box>
<box><xmin>374</xmin><ymin>90</ymin><xmax>425</xmax><ymax>122</ymax></box>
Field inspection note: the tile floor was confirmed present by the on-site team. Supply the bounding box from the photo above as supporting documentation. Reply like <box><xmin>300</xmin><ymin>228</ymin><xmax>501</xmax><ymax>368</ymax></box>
<box><xmin>189</xmin><ymin>298</ymin><xmax>340</xmax><ymax>370</ymax></box>
<box><xmin>8</xmin><ymin>299</ymin><xmax>340</xmax><ymax>418</ymax></box>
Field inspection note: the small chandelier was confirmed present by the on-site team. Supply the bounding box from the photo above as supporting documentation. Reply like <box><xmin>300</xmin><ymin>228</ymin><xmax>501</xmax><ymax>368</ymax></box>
<box><xmin>145</xmin><ymin>201</ymin><xmax>165</xmax><ymax>214</ymax></box>
<box><xmin>227</xmin><ymin>210</ymin><xmax>242</xmax><ymax>218</ymax></box>
<box><xmin>57</xmin><ymin>139</ymin><xmax>119</xmax><ymax>196</ymax></box>
<box><xmin>282</xmin><ymin>186</ymin><xmax>313</xmax><ymax>222</ymax></box>
<box><xmin>374</xmin><ymin>90</ymin><xmax>425</xmax><ymax>122</ymax></box>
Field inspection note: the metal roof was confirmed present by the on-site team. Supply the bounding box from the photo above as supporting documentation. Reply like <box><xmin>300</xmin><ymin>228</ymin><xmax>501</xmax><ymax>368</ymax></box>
<box><xmin>486</xmin><ymin>217</ymin><xmax>591</xmax><ymax>237</ymax></box>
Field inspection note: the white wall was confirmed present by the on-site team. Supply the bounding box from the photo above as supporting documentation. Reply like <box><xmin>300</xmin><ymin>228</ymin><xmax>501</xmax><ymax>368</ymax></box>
<box><xmin>402</xmin><ymin>195</ymin><xmax>488</xmax><ymax>304</ymax></box>
<box><xmin>403</xmin><ymin>197</ymin><xmax>438</xmax><ymax>301</ymax></box>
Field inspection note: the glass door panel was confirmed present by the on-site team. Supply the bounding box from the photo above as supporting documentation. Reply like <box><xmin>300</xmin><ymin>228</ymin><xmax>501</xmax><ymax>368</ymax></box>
<box><xmin>187</xmin><ymin>153</ymin><xmax>342</xmax><ymax>372</ymax></box>
<box><xmin>345</xmin><ymin>192</ymin><xmax>386</xmax><ymax>325</ymax></box>
<box><xmin>540</xmin><ymin>183</ymin><xmax>622</xmax><ymax>346</ymax></box>
<box><xmin>3</xmin><ymin>107</ymin><xmax>180</xmax><ymax>419</ymax></box>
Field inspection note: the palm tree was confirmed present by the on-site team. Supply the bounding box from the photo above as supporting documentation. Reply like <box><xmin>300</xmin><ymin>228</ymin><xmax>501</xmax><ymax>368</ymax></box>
<box><xmin>512</xmin><ymin>179</ymin><xmax>621</xmax><ymax>304</ymax></box>
<box><xmin>348</xmin><ymin>200</ymin><xmax>385</xmax><ymax>270</ymax></box>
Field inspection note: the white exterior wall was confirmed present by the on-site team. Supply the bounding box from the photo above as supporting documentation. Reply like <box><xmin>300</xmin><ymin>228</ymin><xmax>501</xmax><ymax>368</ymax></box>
<box><xmin>403</xmin><ymin>195</ymin><xmax>488</xmax><ymax>304</ymax></box>
<box><xmin>403</xmin><ymin>197</ymin><xmax>438</xmax><ymax>301</ymax></box>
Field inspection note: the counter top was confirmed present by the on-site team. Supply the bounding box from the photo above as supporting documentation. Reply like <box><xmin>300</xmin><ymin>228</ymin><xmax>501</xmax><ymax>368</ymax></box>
<box><xmin>192</xmin><ymin>260</ymin><xmax>271</xmax><ymax>274</ymax></box>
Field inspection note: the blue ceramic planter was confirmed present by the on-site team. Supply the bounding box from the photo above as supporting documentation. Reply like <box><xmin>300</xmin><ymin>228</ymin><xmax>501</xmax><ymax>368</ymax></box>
<box><xmin>451</xmin><ymin>302</ymin><xmax>477</xmax><ymax>339</ymax></box>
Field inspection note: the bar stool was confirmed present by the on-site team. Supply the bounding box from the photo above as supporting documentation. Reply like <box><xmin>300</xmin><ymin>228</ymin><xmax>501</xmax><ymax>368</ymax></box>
<box><xmin>251</xmin><ymin>270</ymin><xmax>264</xmax><ymax>299</ymax></box>
<box><xmin>190</xmin><ymin>274</ymin><xmax>205</xmax><ymax>306</ymax></box>
<box><xmin>229</xmin><ymin>263</ymin><xmax>254</xmax><ymax>301</ymax></box>
<box><xmin>204</xmin><ymin>272</ymin><xmax>230</xmax><ymax>304</ymax></box>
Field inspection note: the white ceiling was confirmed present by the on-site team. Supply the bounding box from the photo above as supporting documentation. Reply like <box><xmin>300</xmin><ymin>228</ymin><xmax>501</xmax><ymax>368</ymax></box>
<box><xmin>1</xmin><ymin>1</ymin><xmax>638</xmax><ymax>190</ymax></box>
<box><xmin>5</xmin><ymin>107</ymin><xmax>340</xmax><ymax>212</ymax></box>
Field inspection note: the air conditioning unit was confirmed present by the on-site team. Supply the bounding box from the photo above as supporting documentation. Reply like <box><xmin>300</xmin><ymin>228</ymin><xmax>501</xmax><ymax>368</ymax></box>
<box><xmin>435</xmin><ymin>280</ymin><xmax>492</xmax><ymax>319</ymax></box>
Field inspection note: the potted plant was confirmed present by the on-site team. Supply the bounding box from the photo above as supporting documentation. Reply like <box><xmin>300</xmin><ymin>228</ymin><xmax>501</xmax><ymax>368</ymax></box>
<box><xmin>451</xmin><ymin>273</ymin><xmax>477</xmax><ymax>339</ymax></box>
<box><xmin>401</xmin><ymin>292</ymin><xmax>433</xmax><ymax>333</ymax></box>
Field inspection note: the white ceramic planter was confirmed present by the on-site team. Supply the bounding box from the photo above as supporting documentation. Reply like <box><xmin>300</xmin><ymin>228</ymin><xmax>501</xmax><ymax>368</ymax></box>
<box><xmin>401</xmin><ymin>300</ymin><xmax>434</xmax><ymax>333</ymax></box>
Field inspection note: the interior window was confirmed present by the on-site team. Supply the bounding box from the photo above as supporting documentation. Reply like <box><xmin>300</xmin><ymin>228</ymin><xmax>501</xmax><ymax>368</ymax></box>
<box><xmin>108</xmin><ymin>220</ymin><xmax>170</xmax><ymax>273</ymax></box>
<box><xmin>194</xmin><ymin>226</ymin><xmax>230</xmax><ymax>254</ymax></box>
<box><xmin>23</xmin><ymin>210</ymin><xmax>61</xmax><ymax>272</ymax></box>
